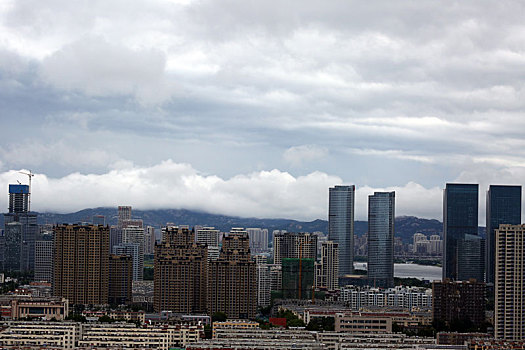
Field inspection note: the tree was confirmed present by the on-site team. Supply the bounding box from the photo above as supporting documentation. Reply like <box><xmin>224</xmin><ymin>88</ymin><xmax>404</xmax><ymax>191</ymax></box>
<box><xmin>212</xmin><ymin>312</ymin><xmax>227</xmax><ymax>322</ymax></box>
<box><xmin>98</xmin><ymin>315</ymin><xmax>115</xmax><ymax>323</ymax></box>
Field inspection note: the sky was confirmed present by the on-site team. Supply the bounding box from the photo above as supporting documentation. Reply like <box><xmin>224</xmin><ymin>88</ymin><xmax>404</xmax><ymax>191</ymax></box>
<box><xmin>1</xmin><ymin>0</ymin><xmax>525</xmax><ymax>222</ymax></box>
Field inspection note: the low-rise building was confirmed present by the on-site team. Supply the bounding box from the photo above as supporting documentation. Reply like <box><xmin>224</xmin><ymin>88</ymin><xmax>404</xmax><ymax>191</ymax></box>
<box><xmin>81</xmin><ymin>310</ymin><xmax>146</xmax><ymax>323</ymax></box>
<box><xmin>317</xmin><ymin>332</ymin><xmax>435</xmax><ymax>350</ymax></box>
<box><xmin>335</xmin><ymin>312</ymin><xmax>392</xmax><ymax>333</ymax></box>
<box><xmin>10</xmin><ymin>298</ymin><xmax>69</xmax><ymax>320</ymax></box>
<box><xmin>191</xmin><ymin>329</ymin><xmax>323</xmax><ymax>350</ymax></box>
<box><xmin>78</xmin><ymin>323</ymin><xmax>202</xmax><ymax>349</ymax></box>
<box><xmin>0</xmin><ymin>321</ymin><xmax>80</xmax><ymax>349</ymax></box>
<box><xmin>213</xmin><ymin>320</ymin><xmax>260</xmax><ymax>338</ymax></box>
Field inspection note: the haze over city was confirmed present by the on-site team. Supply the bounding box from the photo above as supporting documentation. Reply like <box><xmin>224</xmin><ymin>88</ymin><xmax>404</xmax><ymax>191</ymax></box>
<box><xmin>2</xmin><ymin>1</ymin><xmax>525</xmax><ymax>222</ymax></box>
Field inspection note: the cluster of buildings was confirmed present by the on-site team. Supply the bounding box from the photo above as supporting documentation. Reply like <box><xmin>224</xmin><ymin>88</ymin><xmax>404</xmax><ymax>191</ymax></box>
<box><xmin>0</xmin><ymin>181</ymin><xmax>525</xmax><ymax>346</ymax></box>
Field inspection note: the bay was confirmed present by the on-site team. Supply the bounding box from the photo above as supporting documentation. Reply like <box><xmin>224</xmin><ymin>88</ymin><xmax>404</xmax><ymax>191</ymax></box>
<box><xmin>353</xmin><ymin>262</ymin><xmax>442</xmax><ymax>281</ymax></box>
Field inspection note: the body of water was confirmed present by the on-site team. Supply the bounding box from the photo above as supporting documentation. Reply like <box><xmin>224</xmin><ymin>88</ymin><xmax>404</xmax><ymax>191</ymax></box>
<box><xmin>353</xmin><ymin>262</ymin><xmax>442</xmax><ymax>281</ymax></box>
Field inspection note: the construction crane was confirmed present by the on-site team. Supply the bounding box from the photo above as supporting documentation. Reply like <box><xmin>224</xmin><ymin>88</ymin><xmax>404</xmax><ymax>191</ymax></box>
<box><xmin>18</xmin><ymin>170</ymin><xmax>34</xmax><ymax>212</ymax></box>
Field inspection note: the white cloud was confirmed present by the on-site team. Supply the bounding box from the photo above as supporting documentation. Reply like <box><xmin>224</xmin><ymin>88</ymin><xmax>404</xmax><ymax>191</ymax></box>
<box><xmin>0</xmin><ymin>161</ymin><xmax>523</xmax><ymax>224</ymax></box>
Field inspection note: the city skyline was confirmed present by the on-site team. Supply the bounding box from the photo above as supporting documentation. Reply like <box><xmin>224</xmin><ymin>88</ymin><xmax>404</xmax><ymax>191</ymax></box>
<box><xmin>2</xmin><ymin>2</ymin><xmax>525</xmax><ymax>222</ymax></box>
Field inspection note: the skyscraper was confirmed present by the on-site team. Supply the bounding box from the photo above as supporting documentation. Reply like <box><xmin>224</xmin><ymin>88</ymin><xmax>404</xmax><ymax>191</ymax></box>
<box><xmin>8</xmin><ymin>184</ymin><xmax>29</xmax><ymax>213</ymax></box>
<box><xmin>208</xmin><ymin>229</ymin><xmax>257</xmax><ymax>319</ymax></box>
<box><xmin>3</xmin><ymin>184</ymin><xmax>38</xmax><ymax>272</ymax></box>
<box><xmin>443</xmin><ymin>183</ymin><xmax>479</xmax><ymax>281</ymax></box>
<box><xmin>154</xmin><ymin>226</ymin><xmax>208</xmax><ymax>313</ymax></box>
<box><xmin>495</xmin><ymin>224</ymin><xmax>525</xmax><ymax>340</ymax></box>
<box><xmin>34</xmin><ymin>233</ymin><xmax>54</xmax><ymax>282</ymax></box>
<box><xmin>486</xmin><ymin>185</ymin><xmax>521</xmax><ymax>284</ymax></box>
<box><xmin>329</xmin><ymin>185</ymin><xmax>355</xmax><ymax>276</ymax></box>
<box><xmin>53</xmin><ymin>224</ymin><xmax>110</xmax><ymax>305</ymax></box>
<box><xmin>368</xmin><ymin>191</ymin><xmax>395</xmax><ymax>288</ymax></box>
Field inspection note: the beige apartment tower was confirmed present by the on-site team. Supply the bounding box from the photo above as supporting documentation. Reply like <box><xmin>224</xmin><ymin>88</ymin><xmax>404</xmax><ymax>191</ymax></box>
<box><xmin>319</xmin><ymin>241</ymin><xmax>339</xmax><ymax>290</ymax></box>
<box><xmin>53</xmin><ymin>224</ymin><xmax>110</xmax><ymax>305</ymax></box>
<box><xmin>495</xmin><ymin>224</ymin><xmax>525</xmax><ymax>341</ymax></box>
<box><xmin>154</xmin><ymin>226</ymin><xmax>208</xmax><ymax>313</ymax></box>
<box><xmin>208</xmin><ymin>229</ymin><xmax>257</xmax><ymax>319</ymax></box>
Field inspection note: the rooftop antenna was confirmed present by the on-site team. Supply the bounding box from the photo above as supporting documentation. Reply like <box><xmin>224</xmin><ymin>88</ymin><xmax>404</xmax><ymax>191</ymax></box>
<box><xmin>18</xmin><ymin>170</ymin><xmax>34</xmax><ymax>212</ymax></box>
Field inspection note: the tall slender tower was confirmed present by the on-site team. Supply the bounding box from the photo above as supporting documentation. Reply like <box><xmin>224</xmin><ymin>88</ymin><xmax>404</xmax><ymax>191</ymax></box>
<box><xmin>319</xmin><ymin>241</ymin><xmax>339</xmax><ymax>290</ymax></box>
<box><xmin>3</xmin><ymin>184</ymin><xmax>38</xmax><ymax>272</ymax></box>
<box><xmin>495</xmin><ymin>224</ymin><xmax>525</xmax><ymax>340</ymax></box>
<box><xmin>328</xmin><ymin>185</ymin><xmax>355</xmax><ymax>276</ymax></box>
<box><xmin>443</xmin><ymin>183</ymin><xmax>479</xmax><ymax>281</ymax></box>
<box><xmin>486</xmin><ymin>185</ymin><xmax>521</xmax><ymax>284</ymax></box>
<box><xmin>368</xmin><ymin>191</ymin><xmax>395</xmax><ymax>288</ymax></box>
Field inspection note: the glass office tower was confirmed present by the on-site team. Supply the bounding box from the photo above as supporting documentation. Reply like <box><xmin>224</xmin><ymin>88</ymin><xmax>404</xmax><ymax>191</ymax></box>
<box><xmin>368</xmin><ymin>191</ymin><xmax>395</xmax><ymax>288</ymax></box>
<box><xmin>328</xmin><ymin>185</ymin><xmax>355</xmax><ymax>276</ymax></box>
<box><xmin>443</xmin><ymin>183</ymin><xmax>479</xmax><ymax>281</ymax></box>
<box><xmin>486</xmin><ymin>185</ymin><xmax>521</xmax><ymax>284</ymax></box>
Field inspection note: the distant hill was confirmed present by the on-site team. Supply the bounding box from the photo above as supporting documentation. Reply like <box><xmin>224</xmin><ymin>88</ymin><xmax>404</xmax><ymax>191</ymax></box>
<box><xmin>0</xmin><ymin>207</ymin><xmax>457</xmax><ymax>243</ymax></box>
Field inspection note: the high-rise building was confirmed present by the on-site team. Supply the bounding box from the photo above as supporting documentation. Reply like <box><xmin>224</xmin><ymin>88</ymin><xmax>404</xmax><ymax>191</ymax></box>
<box><xmin>486</xmin><ymin>185</ymin><xmax>521</xmax><ymax>284</ymax></box>
<box><xmin>8</xmin><ymin>184</ymin><xmax>29</xmax><ymax>214</ymax></box>
<box><xmin>117</xmin><ymin>206</ymin><xmax>132</xmax><ymax>228</ymax></box>
<box><xmin>428</xmin><ymin>235</ymin><xmax>443</xmax><ymax>256</ymax></box>
<box><xmin>2</xmin><ymin>222</ymin><xmax>22</xmax><ymax>271</ymax></box>
<box><xmin>368</xmin><ymin>192</ymin><xmax>395</xmax><ymax>288</ymax></box>
<box><xmin>318</xmin><ymin>241</ymin><xmax>339</xmax><ymax>290</ymax></box>
<box><xmin>121</xmin><ymin>225</ymin><xmax>145</xmax><ymax>281</ymax></box>
<box><xmin>495</xmin><ymin>224</ymin><xmax>525</xmax><ymax>341</ymax></box>
<box><xmin>196</xmin><ymin>227</ymin><xmax>220</xmax><ymax>247</ymax></box>
<box><xmin>255</xmin><ymin>255</ymin><xmax>280</xmax><ymax>308</ymax></box>
<box><xmin>144</xmin><ymin>226</ymin><xmax>156</xmax><ymax>255</ymax></box>
<box><xmin>93</xmin><ymin>215</ymin><xmax>106</xmax><ymax>226</ymax></box>
<box><xmin>109</xmin><ymin>254</ymin><xmax>133</xmax><ymax>305</ymax></box>
<box><xmin>433</xmin><ymin>279</ymin><xmax>485</xmax><ymax>329</ymax></box>
<box><xmin>328</xmin><ymin>185</ymin><xmax>355</xmax><ymax>276</ymax></box>
<box><xmin>443</xmin><ymin>183</ymin><xmax>479</xmax><ymax>281</ymax></box>
<box><xmin>208</xmin><ymin>229</ymin><xmax>257</xmax><ymax>319</ymax></box>
<box><xmin>281</xmin><ymin>258</ymin><xmax>315</xmax><ymax>299</ymax></box>
<box><xmin>273</xmin><ymin>232</ymin><xmax>317</xmax><ymax>265</ymax></box>
<box><xmin>3</xmin><ymin>184</ymin><xmax>38</xmax><ymax>272</ymax></box>
<box><xmin>113</xmin><ymin>243</ymin><xmax>142</xmax><ymax>281</ymax></box>
<box><xmin>154</xmin><ymin>226</ymin><xmax>208</xmax><ymax>313</ymax></box>
<box><xmin>456</xmin><ymin>234</ymin><xmax>485</xmax><ymax>282</ymax></box>
<box><xmin>53</xmin><ymin>224</ymin><xmax>110</xmax><ymax>305</ymax></box>
<box><xmin>34</xmin><ymin>233</ymin><xmax>54</xmax><ymax>282</ymax></box>
<box><xmin>246</xmin><ymin>228</ymin><xmax>269</xmax><ymax>254</ymax></box>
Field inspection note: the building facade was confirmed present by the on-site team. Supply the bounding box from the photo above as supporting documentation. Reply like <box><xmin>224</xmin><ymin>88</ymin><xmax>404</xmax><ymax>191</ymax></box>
<box><xmin>368</xmin><ymin>191</ymin><xmax>395</xmax><ymax>288</ymax></box>
<box><xmin>109</xmin><ymin>254</ymin><xmax>133</xmax><ymax>305</ymax></box>
<box><xmin>495</xmin><ymin>224</ymin><xmax>525</xmax><ymax>341</ymax></box>
<box><xmin>328</xmin><ymin>185</ymin><xmax>355</xmax><ymax>276</ymax></box>
<box><xmin>486</xmin><ymin>185</ymin><xmax>521</xmax><ymax>284</ymax></box>
<box><xmin>154</xmin><ymin>226</ymin><xmax>208</xmax><ymax>313</ymax></box>
<box><xmin>53</xmin><ymin>224</ymin><xmax>110</xmax><ymax>305</ymax></box>
<box><xmin>273</xmin><ymin>232</ymin><xmax>318</xmax><ymax>265</ymax></box>
<box><xmin>443</xmin><ymin>183</ymin><xmax>479</xmax><ymax>281</ymax></box>
<box><xmin>318</xmin><ymin>241</ymin><xmax>339</xmax><ymax>290</ymax></box>
<box><xmin>208</xmin><ymin>230</ymin><xmax>257</xmax><ymax>319</ymax></box>
<box><xmin>432</xmin><ymin>279</ymin><xmax>485</xmax><ymax>328</ymax></box>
